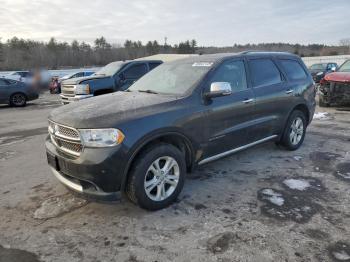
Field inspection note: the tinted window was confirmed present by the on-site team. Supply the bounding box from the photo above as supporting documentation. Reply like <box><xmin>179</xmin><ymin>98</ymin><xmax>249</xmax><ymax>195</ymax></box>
<box><xmin>74</xmin><ymin>72</ymin><xmax>84</xmax><ymax>78</ymax></box>
<box><xmin>149</xmin><ymin>62</ymin><xmax>162</xmax><ymax>71</ymax></box>
<box><xmin>249</xmin><ymin>59</ymin><xmax>282</xmax><ymax>87</ymax></box>
<box><xmin>124</xmin><ymin>64</ymin><xmax>147</xmax><ymax>79</ymax></box>
<box><xmin>210</xmin><ymin>60</ymin><xmax>247</xmax><ymax>92</ymax></box>
<box><xmin>280</xmin><ymin>59</ymin><xmax>307</xmax><ymax>80</ymax></box>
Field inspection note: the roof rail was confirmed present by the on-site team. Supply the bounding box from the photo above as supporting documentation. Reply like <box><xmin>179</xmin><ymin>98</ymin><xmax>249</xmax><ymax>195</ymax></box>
<box><xmin>240</xmin><ymin>50</ymin><xmax>293</xmax><ymax>55</ymax></box>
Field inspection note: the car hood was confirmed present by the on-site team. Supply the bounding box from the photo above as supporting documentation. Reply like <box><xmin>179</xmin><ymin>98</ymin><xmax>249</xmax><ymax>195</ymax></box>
<box><xmin>324</xmin><ymin>72</ymin><xmax>350</xmax><ymax>83</ymax></box>
<box><xmin>49</xmin><ymin>91</ymin><xmax>180</xmax><ymax>128</ymax></box>
<box><xmin>62</xmin><ymin>74</ymin><xmax>111</xmax><ymax>85</ymax></box>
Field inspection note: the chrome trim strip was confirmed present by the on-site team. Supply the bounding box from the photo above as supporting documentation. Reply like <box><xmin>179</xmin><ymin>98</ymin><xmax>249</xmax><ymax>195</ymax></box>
<box><xmin>48</xmin><ymin>120</ymin><xmax>79</xmax><ymax>133</ymax></box>
<box><xmin>51</xmin><ymin>167</ymin><xmax>83</xmax><ymax>192</ymax></box>
<box><xmin>198</xmin><ymin>135</ymin><xmax>278</xmax><ymax>165</ymax></box>
<box><xmin>48</xmin><ymin>120</ymin><xmax>82</xmax><ymax>156</ymax></box>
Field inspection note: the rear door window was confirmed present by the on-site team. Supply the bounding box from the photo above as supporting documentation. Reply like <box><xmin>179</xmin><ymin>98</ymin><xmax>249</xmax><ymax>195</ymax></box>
<box><xmin>280</xmin><ymin>59</ymin><xmax>307</xmax><ymax>80</ymax></box>
<box><xmin>249</xmin><ymin>59</ymin><xmax>282</xmax><ymax>87</ymax></box>
<box><xmin>124</xmin><ymin>64</ymin><xmax>148</xmax><ymax>79</ymax></box>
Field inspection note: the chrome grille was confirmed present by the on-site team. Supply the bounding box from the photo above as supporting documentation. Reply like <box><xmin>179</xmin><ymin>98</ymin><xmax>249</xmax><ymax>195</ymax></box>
<box><xmin>61</xmin><ymin>84</ymin><xmax>76</xmax><ymax>97</ymax></box>
<box><xmin>48</xmin><ymin>121</ymin><xmax>82</xmax><ymax>156</ymax></box>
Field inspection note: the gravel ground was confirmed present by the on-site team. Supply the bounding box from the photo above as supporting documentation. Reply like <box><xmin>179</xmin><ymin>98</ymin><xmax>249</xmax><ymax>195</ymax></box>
<box><xmin>0</xmin><ymin>93</ymin><xmax>349</xmax><ymax>262</ymax></box>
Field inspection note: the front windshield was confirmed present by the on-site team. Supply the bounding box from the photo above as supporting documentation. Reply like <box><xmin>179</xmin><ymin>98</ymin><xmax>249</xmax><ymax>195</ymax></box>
<box><xmin>310</xmin><ymin>64</ymin><xmax>327</xmax><ymax>70</ymax></box>
<box><xmin>338</xmin><ymin>60</ymin><xmax>350</xmax><ymax>72</ymax></box>
<box><xmin>94</xmin><ymin>61</ymin><xmax>124</xmax><ymax>76</ymax></box>
<box><xmin>129</xmin><ymin>61</ymin><xmax>213</xmax><ymax>95</ymax></box>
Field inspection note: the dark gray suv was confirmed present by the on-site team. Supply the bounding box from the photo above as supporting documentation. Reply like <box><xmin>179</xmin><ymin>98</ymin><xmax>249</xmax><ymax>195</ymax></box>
<box><xmin>46</xmin><ymin>52</ymin><xmax>316</xmax><ymax>210</ymax></box>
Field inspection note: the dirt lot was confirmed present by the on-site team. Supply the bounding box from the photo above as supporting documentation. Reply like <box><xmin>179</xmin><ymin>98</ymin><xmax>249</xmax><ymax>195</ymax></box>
<box><xmin>0</xmin><ymin>93</ymin><xmax>349</xmax><ymax>262</ymax></box>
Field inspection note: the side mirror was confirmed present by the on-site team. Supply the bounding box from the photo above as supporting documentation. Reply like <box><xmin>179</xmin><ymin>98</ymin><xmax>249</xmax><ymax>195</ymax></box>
<box><xmin>331</xmin><ymin>67</ymin><xmax>336</xmax><ymax>72</ymax></box>
<box><xmin>205</xmin><ymin>82</ymin><xmax>232</xmax><ymax>99</ymax></box>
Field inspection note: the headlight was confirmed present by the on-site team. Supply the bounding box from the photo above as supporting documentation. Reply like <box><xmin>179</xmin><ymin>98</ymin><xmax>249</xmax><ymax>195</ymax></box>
<box><xmin>316</xmin><ymin>72</ymin><xmax>324</xmax><ymax>76</ymax></box>
<box><xmin>79</xmin><ymin>129</ymin><xmax>125</xmax><ymax>147</ymax></box>
<box><xmin>75</xmin><ymin>84</ymin><xmax>90</xmax><ymax>95</ymax></box>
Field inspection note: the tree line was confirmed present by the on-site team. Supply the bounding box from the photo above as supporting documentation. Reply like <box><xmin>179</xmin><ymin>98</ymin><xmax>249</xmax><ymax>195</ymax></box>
<box><xmin>0</xmin><ymin>36</ymin><xmax>349</xmax><ymax>70</ymax></box>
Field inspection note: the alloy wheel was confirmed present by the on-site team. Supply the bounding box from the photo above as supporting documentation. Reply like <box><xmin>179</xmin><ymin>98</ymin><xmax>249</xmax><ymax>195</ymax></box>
<box><xmin>144</xmin><ymin>156</ymin><xmax>180</xmax><ymax>201</ymax></box>
<box><xmin>289</xmin><ymin>117</ymin><xmax>304</xmax><ymax>145</ymax></box>
<box><xmin>12</xmin><ymin>94</ymin><xmax>25</xmax><ymax>106</ymax></box>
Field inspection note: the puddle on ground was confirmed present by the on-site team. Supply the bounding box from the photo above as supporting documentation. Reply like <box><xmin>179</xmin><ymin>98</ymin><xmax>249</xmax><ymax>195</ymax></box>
<box><xmin>0</xmin><ymin>151</ymin><xmax>16</xmax><ymax>161</ymax></box>
<box><xmin>328</xmin><ymin>242</ymin><xmax>350</xmax><ymax>261</ymax></box>
<box><xmin>334</xmin><ymin>162</ymin><xmax>350</xmax><ymax>182</ymax></box>
<box><xmin>258</xmin><ymin>188</ymin><xmax>321</xmax><ymax>223</ymax></box>
<box><xmin>34</xmin><ymin>194</ymin><xmax>88</xmax><ymax>219</ymax></box>
<box><xmin>304</xmin><ymin>228</ymin><xmax>330</xmax><ymax>240</ymax></box>
<box><xmin>0</xmin><ymin>136</ymin><xmax>25</xmax><ymax>147</ymax></box>
<box><xmin>206</xmin><ymin>231</ymin><xmax>236</xmax><ymax>254</ymax></box>
<box><xmin>0</xmin><ymin>245</ymin><xmax>40</xmax><ymax>262</ymax></box>
<box><xmin>310</xmin><ymin>151</ymin><xmax>341</xmax><ymax>173</ymax></box>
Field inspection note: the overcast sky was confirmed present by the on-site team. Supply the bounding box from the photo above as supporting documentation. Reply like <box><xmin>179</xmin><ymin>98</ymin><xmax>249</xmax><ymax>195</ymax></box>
<box><xmin>0</xmin><ymin>0</ymin><xmax>349</xmax><ymax>46</ymax></box>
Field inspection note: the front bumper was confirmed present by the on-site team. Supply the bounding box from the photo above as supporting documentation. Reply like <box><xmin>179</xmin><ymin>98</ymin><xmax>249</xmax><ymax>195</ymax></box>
<box><xmin>60</xmin><ymin>94</ymin><xmax>93</xmax><ymax>104</ymax></box>
<box><xmin>319</xmin><ymin>82</ymin><xmax>350</xmax><ymax>105</ymax></box>
<box><xmin>46</xmin><ymin>136</ymin><xmax>129</xmax><ymax>200</ymax></box>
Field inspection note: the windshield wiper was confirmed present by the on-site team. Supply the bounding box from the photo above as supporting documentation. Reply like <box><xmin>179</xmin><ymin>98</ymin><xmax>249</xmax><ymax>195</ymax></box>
<box><xmin>94</xmin><ymin>73</ymin><xmax>106</xmax><ymax>76</ymax></box>
<box><xmin>138</xmin><ymin>89</ymin><xmax>158</xmax><ymax>94</ymax></box>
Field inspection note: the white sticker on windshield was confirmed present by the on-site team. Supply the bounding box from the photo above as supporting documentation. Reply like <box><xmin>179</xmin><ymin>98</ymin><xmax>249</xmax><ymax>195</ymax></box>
<box><xmin>192</xmin><ymin>62</ymin><xmax>213</xmax><ymax>67</ymax></box>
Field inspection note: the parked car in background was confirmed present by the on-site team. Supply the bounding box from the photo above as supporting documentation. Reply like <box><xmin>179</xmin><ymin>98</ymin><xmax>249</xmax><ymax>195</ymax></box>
<box><xmin>308</xmin><ymin>62</ymin><xmax>337</xmax><ymax>83</ymax></box>
<box><xmin>49</xmin><ymin>71</ymin><xmax>95</xmax><ymax>94</ymax></box>
<box><xmin>46</xmin><ymin>52</ymin><xmax>315</xmax><ymax>210</ymax></box>
<box><xmin>60</xmin><ymin>60</ymin><xmax>162</xmax><ymax>104</ymax></box>
<box><xmin>59</xmin><ymin>71</ymin><xmax>95</xmax><ymax>82</ymax></box>
<box><xmin>318</xmin><ymin>59</ymin><xmax>350</xmax><ymax>107</ymax></box>
<box><xmin>0</xmin><ymin>78</ymin><xmax>39</xmax><ymax>106</ymax></box>
<box><xmin>3</xmin><ymin>71</ymin><xmax>34</xmax><ymax>84</ymax></box>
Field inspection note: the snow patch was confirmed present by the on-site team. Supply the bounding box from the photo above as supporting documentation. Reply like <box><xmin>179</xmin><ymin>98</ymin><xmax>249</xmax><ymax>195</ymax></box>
<box><xmin>34</xmin><ymin>195</ymin><xmax>87</xmax><ymax>219</ymax></box>
<box><xmin>337</xmin><ymin>171</ymin><xmax>350</xmax><ymax>180</ymax></box>
<box><xmin>260</xmin><ymin>189</ymin><xmax>285</xmax><ymax>206</ymax></box>
<box><xmin>313</xmin><ymin>112</ymin><xmax>331</xmax><ymax>120</ymax></box>
<box><xmin>283</xmin><ymin>179</ymin><xmax>311</xmax><ymax>191</ymax></box>
<box><xmin>332</xmin><ymin>250</ymin><xmax>350</xmax><ymax>260</ymax></box>
<box><xmin>293</xmin><ymin>156</ymin><xmax>303</xmax><ymax>161</ymax></box>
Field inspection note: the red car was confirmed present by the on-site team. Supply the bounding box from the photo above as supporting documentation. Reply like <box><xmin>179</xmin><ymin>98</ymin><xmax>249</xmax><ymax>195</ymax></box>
<box><xmin>319</xmin><ymin>59</ymin><xmax>350</xmax><ymax>107</ymax></box>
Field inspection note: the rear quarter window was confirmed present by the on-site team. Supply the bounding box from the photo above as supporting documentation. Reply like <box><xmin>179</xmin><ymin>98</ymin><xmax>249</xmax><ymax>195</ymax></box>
<box><xmin>280</xmin><ymin>59</ymin><xmax>307</xmax><ymax>80</ymax></box>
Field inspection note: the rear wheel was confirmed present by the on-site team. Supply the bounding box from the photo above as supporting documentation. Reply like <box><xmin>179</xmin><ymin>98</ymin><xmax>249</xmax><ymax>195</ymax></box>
<box><xmin>280</xmin><ymin>110</ymin><xmax>306</xmax><ymax>151</ymax></box>
<box><xmin>126</xmin><ymin>143</ymin><xmax>186</xmax><ymax>210</ymax></box>
<box><xmin>10</xmin><ymin>93</ymin><xmax>27</xmax><ymax>107</ymax></box>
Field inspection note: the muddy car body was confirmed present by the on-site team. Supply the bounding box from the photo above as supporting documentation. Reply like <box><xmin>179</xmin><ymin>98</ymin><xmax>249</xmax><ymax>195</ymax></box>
<box><xmin>46</xmin><ymin>52</ymin><xmax>316</xmax><ymax>210</ymax></box>
<box><xmin>319</xmin><ymin>60</ymin><xmax>350</xmax><ymax>106</ymax></box>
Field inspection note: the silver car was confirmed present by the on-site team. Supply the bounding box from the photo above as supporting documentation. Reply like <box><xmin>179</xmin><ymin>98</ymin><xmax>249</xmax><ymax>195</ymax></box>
<box><xmin>0</xmin><ymin>78</ymin><xmax>39</xmax><ymax>107</ymax></box>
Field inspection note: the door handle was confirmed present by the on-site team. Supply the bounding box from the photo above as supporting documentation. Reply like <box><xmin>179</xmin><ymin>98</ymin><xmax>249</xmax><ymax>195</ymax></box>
<box><xmin>285</xmin><ymin>89</ymin><xmax>293</xmax><ymax>94</ymax></box>
<box><xmin>242</xmin><ymin>98</ymin><xmax>255</xmax><ymax>104</ymax></box>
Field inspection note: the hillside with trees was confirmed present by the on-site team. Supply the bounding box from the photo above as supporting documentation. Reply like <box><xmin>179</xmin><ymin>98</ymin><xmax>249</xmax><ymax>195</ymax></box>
<box><xmin>0</xmin><ymin>36</ymin><xmax>349</xmax><ymax>70</ymax></box>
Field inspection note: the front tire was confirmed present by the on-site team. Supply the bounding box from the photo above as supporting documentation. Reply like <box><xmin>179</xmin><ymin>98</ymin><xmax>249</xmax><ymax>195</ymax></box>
<box><xmin>126</xmin><ymin>143</ymin><xmax>186</xmax><ymax>210</ymax></box>
<box><xmin>10</xmin><ymin>93</ymin><xmax>27</xmax><ymax>107</ymax></box>
<box><xmin>280</xmin><ymin>110</ymin><xmax>306</xmax><ymax>151</ymax></box>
